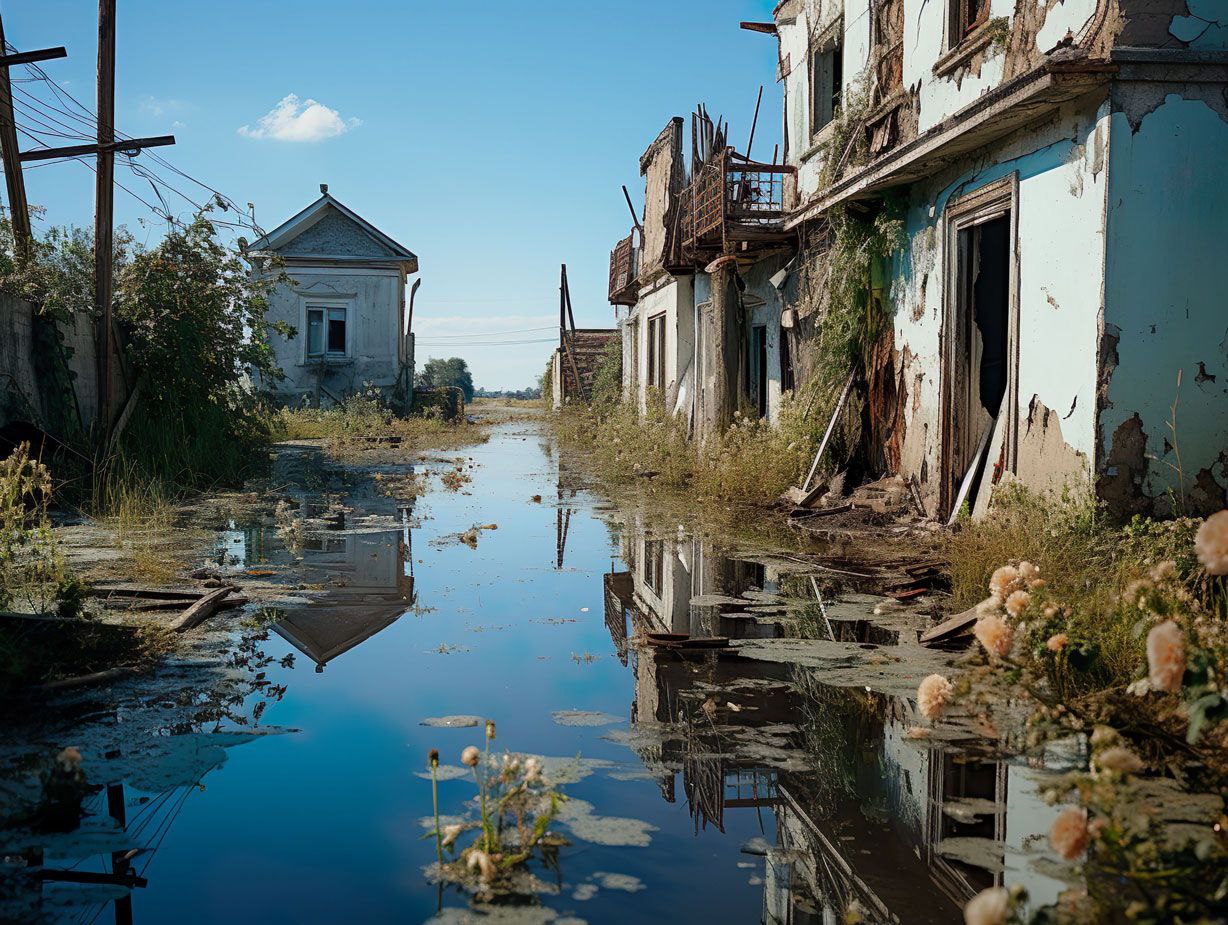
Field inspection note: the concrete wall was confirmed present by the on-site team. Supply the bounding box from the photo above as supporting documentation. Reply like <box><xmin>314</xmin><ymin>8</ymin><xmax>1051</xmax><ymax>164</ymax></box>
<box><xmin>888</xmin><ymin>94</ymin><xmax>1109</xmax><ymax>514</ymax></box>
<box><xmin>0</xmin><ymin>294</ymin><xmax>98</xmax><ymax>439</ymax></box>
<box><xmin>1099</xmin><ymin>87</ymin><xmax>1228</xmax><ymax>516</ymax></box>
<box><xmin>628</xmin><ymin>275</ymin><xmax>694</xmax><ymax>413</ymax></box>
<box><xmin>259</xmin><ymin>264</ymin><xmax>407</xmax><ymax>404</ymax></box>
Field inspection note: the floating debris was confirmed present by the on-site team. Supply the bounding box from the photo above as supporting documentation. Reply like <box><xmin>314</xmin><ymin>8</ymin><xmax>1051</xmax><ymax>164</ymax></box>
<box><xmin>590</xmin><ymin>872</ymin><xmax>645</xmax><ymax>893</ymax></box>
<box><xmin>551</xmin><ymin>710</ymin><xmax>622</xmax><ymax>727</ymax></box>
<box><xmin>557</xmin><ymin>798</ymin><xmax>657</xmax><ymax>848</ymax></box>
<box><xmin>420</xmin><ymin>715</ymin><xmax>483</xmax><ymax>728</ymax></box>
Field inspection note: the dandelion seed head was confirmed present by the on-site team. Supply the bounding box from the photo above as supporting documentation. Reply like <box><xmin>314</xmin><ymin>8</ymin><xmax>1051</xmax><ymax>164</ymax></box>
<box><xmin>974</xmin><ymin>613</ymin><xmax>1014</xmax><ymax>660</ymax></box>
<box><xmin>1195</xmin><ymin>510</ymin><xmax>1228</xmax><ymax>575</ymax></box>
<box><xmin>964</xmin><ymin>886</ymin><xmax>1010</xmax><ymax>925</ymax></box>
<box><xmin>461</xmin><ymin>746</ymin><xmax>481</xmax><ymax>768</ymax></box>
<box><xmin>917</xmin><ymin>674</ymin><xmax>953</xmax><ymax>721</ymax></box>
<box><xmin>1004</xmin><ymin>590</ymin><xmax>1031</xmax><ymax>618</ymax></box>
<box><xmin>1046</xmin><ymin>633</ymin><xmax>1069</xmax><ymax>652</ymax></box>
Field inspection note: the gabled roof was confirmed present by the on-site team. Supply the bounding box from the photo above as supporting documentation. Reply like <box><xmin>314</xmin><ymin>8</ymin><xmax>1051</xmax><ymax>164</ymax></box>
<box><xmin>246</xmin><ymin>192</ymin><xmax>418</xmax><ymax>270</ymax></box>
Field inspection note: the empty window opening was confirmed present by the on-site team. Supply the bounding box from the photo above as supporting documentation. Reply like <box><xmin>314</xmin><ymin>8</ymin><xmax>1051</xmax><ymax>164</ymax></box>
<box><xmin>950</xmin><ymin>0</ymin><xmax>990</xmax><ymax>45</ymax></box>
<box><xmin>748</xmin><ymin>324</ymin><xmax>768</xmax><ymax>418</ymax></box>
<box><xmin>810</xmin><ymin>37</ymin><xmax>844</xmax><ymax>136</ymax></box>
<box><xmin>779</xmin><ymin>329</ymin><xmax>795</xmax><ymax>394</ymax></box>
<box><xmin>307</xmin><ymin>305</ymin><xmax>347</xmax><ymax>358</ymax></box>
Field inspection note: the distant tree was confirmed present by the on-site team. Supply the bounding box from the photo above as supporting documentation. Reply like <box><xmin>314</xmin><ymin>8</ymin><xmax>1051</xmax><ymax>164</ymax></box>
<box><xmin>416</xmin><ymin>357</ymin><xmax>475</xmax><ymax>401</ymax></box>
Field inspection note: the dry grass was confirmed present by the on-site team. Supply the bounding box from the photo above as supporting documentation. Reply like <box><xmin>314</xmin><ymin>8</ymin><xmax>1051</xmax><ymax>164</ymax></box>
<box><xmin>276</xmin><ymin>398</ymin><xmax>487</xmax><ymax>456</ymax></box>
<box><xmin>947</xmin><ymin>483</ymin><xmax>1203</xmax><ymax>683</ymax></box>
<box><xmin>552</xmin><ymin>394</ymin><xmax>817</xmax><ymax>507</ymax></box>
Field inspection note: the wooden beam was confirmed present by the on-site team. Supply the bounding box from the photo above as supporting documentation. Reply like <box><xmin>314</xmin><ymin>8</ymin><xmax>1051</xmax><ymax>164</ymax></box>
<box><xmin>739</xmin><ymin>21</ymin><xmax>778</xmax><ymax>34</ymax></box>
<box><xmin>19</xmin><ymin>134</ymin><xmax>175</xmax><ymax>163</ymax></box>
<box><xmin>0</xmin><ymin>46</ymin><xmax>67</xmax><ymax>67</ymax></box>
<box><xmin>169</xmin><ymin>586</ymin><xmax>234</xmax><ymax>634</ymax></box>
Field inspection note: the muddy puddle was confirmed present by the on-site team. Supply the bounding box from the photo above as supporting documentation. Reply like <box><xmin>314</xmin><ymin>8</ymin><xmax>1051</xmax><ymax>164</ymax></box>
<box><xmin>0</xmin><ymin>417</ymin><xmax>1195</xmax><ymax>922</ymax></box>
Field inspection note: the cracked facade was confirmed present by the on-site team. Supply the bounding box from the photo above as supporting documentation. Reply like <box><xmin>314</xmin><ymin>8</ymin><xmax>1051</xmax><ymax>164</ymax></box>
<box><xmin>605</xmin><ymin>0</ymin><xmax>1227</xmax><ymax>518</ymax></box>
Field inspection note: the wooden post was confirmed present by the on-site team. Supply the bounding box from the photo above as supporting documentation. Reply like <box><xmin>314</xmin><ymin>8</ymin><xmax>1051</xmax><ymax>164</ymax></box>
<box><xmin>0</xmin><ymin>18</ymin><xmax>65</xmax><ymax>262</ymax></box>
<box><xmin>95</xmin><ymin>0</ymin><xmax>117</xmax><ymax>430</ymax></box>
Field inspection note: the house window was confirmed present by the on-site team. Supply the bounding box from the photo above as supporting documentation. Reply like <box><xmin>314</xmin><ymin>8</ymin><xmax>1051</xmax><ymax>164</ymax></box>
<box><xmin>949</xmin><ymin>0</ymin><xmax>990</xmax><ymax>46</ymax></box>
<box><xmin>646</xmin><ymin>313</ymin><xmax>666</xmax><ymax>391</ymax></box>
<box><xmin>810</xmin><ymin>36</ymin><xmax>843</xmax><ymax>136</ymax></box>
<box><xmin>306</xmin><ymin>305</ymin><xmax>347</xmax><ymax>358</ymax></box>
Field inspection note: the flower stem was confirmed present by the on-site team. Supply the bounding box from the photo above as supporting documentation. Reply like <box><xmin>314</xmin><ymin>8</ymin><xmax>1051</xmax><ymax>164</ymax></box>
<box><xmin>430</xmin><ymin>762</ymin><xmax>442</xmax><ymax>865</ymax></box>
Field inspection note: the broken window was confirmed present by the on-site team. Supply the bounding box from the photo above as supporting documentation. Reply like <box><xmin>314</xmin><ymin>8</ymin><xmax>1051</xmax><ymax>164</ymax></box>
<box><xmin>949</xmin><ymin>0</ymin><xmax>990</xmax><ymax>46</ymax></box>
<box><xmin>307</xmin><ymin>305</ymin><xmax>347</xmax><ymax>358</ymax></box>
<box><xmin>646</xmin><ymin>313</ymin><xmax>666</xmax><ymax>391</ymax></box>
<box><xmin>810</xmin><ymin>34</ymin><xmax>844</xmax><ymax>136</ymax></box>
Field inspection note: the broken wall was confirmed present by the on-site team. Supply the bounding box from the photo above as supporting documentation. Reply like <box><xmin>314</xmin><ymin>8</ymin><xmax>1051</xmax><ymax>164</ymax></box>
<box><xmin>638</xmin><ymin>118</ymin><xmax>685</xmax><ymax>284</ymax></box>
<box><xmin>887</xmin><ymin>94</ymin><xmax>1109</xmax><ymax>514</ymax></box>
<box><xmin>1098</xmin><ymin>86</ymin><xmax>1228</xmax><ymax>516</ymax></box>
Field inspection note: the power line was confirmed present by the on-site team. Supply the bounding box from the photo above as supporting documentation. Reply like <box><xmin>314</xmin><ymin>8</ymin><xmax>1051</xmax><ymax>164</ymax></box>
<box><xmin>412</xmin><ymin>325</ymin><xmax>556</xmax><ymax>338</ymax></box>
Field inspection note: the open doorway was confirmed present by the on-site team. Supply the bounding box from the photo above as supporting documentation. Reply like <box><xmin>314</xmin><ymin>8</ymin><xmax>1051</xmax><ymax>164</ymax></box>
<box><xmin>941</xmin><ymin>176</ymin><xmax>1018</xmax><ymax>518</ymax></box>
<box><xmin>748</xmin><ymin>324</ymin><xmax>768</xmax><ymax>418</ymax></box>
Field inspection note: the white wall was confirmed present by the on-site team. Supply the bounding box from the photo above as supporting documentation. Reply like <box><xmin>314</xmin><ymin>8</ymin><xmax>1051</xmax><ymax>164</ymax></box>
<box><xmin>261</xmin><ymin>264</ymin><xmax>405</xmax><ymax>403</ymax></box>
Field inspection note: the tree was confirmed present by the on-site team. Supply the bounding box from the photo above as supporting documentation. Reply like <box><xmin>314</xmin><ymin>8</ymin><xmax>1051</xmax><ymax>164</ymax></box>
<box><xmin>416</xmin><ymin>357</ymin><xmax>474</xmax><ymax>401</ymax></box>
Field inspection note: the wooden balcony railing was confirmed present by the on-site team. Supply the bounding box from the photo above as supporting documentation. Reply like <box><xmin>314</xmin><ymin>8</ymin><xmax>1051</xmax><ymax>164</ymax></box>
<box><xmin>608</xmin><ymin>229</ymin><xmax>640</xmax><ymax>305</ymax></box>
<box><xmin>680</xmin><ymin>149</ymin><xmax>793</xmax><ymax>257</ymax></box>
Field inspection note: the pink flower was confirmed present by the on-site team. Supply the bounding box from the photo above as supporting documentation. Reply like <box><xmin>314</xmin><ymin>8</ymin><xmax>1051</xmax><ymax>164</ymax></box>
<box><xmin>974</xmin><ymin>613</ymin><xmax>1014</xmax><ymax>660</ymax></box>
<box><xmin>1004</xmin><ymin>590</ymin><xmax>1031</xmax><ymax>618</ymax></box>
<box><xmin>1195</xmin><ymin>510</ymin><xmax>1228</xmax><ymax>575</ymax></box>
<box><xmin>989</xmin><ymin>565</ymin><xmax>1021</xmax><ymax>600</ymax></box>
<box><xmin>466</xmin><ymin>849</ymin><xmax>496</xmax><ymax>881</ymax></box>
<box><xmin>1046</xmin><ymin>633</ymin><xmax>1069</xmax><ymax>652</ymax></box>
<box><xmin>1049</xmin><ymin>806</ymin><xmax>1089</xmax><ymax>860</ymax></box>
<box><xmin>1146</xmin><ymin>621</ymin><xmax>1185</xmax><ymax>692</ymax></box>
<box><xmin>917</xmin><ymin>674</ymin><xmax>953</xmax><ymax>721</ymax></box>
<box><xmin>461</xmin><ymin>746</ymin><xmax>481</xmax><ymax>768</ymax></box>
<box><xmin>1017</xmin><ymin>561</ymin><xmax>1040</xmax><ymax>584</ymax></box>
<box><xmin>964</xmin><ymin>886</ymin><xmax>1010</xmax><ymax>925</ymax></box>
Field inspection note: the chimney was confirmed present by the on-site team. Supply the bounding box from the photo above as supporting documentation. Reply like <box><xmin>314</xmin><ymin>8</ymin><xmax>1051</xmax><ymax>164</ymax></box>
<box><xmin>320</xmin><ymin>183</ymin><xmax>329</xmax><ymax>195</ymax></box>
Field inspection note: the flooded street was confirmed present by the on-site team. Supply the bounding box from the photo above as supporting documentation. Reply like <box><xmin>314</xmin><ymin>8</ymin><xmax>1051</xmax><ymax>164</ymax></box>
<box><xmin>2</xmin><ymin>412</ymin><xmax>1096</xmax><ymax>923</ymax></box>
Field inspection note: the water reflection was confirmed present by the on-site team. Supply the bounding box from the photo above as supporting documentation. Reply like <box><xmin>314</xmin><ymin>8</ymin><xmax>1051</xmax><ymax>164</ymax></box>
<box><xmin>606</xmin><ymin>515</ymin><xmax>1078</xmax><ymax>924</ymax></box>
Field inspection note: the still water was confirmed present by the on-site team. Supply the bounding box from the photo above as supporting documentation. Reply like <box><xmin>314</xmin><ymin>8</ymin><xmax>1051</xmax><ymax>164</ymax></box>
<box><xmin>0</xmin><ymin>416</ymin><xmax>1077</xmax><ymax>923</ymax></box>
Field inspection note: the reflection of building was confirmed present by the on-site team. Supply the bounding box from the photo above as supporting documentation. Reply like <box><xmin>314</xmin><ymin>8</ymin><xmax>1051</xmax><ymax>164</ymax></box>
<box><xmin>274</xmin><ymin>513</ymin><xmax>416</xmax><ymax>672</ymax></box>
<box><xmin>606</xmin><ymin>514</ymin><xmax>1076</xmax><ymax>923</ymax></box>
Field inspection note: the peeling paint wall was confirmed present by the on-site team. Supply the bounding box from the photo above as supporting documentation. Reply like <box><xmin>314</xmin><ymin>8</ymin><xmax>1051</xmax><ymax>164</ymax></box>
<box><xmin>626</xmin><ymin>276</ymin><xmax>695</xmax><ymax>414</ymax></box>
<box><xmin>890</xmin><ymin>94</ymin><xmax>1109</xmax><ymax>511</ymax></box>
<box><xmin>1099</xmin><ymin>89</ymin><xmax>1228</xmax><ymax>516</ymax></box>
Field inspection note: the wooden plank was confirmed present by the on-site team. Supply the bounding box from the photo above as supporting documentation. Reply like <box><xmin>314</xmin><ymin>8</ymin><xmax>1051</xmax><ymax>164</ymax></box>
<box><xmin>168</xmin><ymin>587</ymin><xmax>233</xmax><ymax>634</ymax></box>
<box><xmin>947</xmin><ymin>417</ymin><xmax>994</xmax><ymax>526</ymax></box>
<box><xmin>87</xmin><ymin>585</ymin><xmax>205</xmax><ymax>601</ymax></box>
<box><xmin>920</xmin><ymin>605</ymin><xmax>978</xmax><ymax>645</ymax></box>
<box><xmin>800</xmin><ymin>371</ymin><xmax>855</xmax><ymax>491</ymax></box>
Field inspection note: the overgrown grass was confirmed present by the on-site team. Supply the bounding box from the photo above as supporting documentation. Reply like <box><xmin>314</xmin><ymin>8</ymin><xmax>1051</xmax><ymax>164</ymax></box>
<box><xmin>91</xmin><ymin>462</ymin><xmax>183</xmax><ymax>585</ymax></box>
<box><xmin>276</xmin><ymin>396</ymin><xmax>486</xmax><ymax>456</ymax></box>
<box><xmin>552</xmin><ymin>393</ymin><xmax>817</xmax><ymax>506</ymax></box>
<box><xmin>947</xmin><ymin>482</ymin><xmax>1207</xmax><ymax>688</ymax></box>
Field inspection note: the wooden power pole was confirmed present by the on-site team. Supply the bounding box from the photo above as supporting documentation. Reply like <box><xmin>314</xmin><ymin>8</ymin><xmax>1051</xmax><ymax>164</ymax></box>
<box><xmin>0</xmin><ymin>3</ymin><xmax>175</xmax><ymax>432</ymax></box>
<box><xmin>0</xmin><ymin>17</ymin><xmax>66</xmax><ymax>261</ymax></box>
<box><xmin>95</xmin><ymin>0</ymin><xmax>117</xmax><ymax>427</ymax></box>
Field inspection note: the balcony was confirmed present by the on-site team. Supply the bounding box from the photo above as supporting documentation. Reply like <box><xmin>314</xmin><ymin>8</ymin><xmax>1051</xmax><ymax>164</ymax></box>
<box><xmin>680</xmin><ymin>149</ymin><xmax>793</xmax><ymax>258</ymax></box>
<box><xmin>608</xmin><ymin>228</ymin><xmax>640</xmax><ymax>306</ymax></box>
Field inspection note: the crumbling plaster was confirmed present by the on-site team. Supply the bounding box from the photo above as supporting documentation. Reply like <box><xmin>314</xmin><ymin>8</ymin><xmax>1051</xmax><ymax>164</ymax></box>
<box><xmin>890</xmin><ymin>95</ymin><xmax>1110</xmax><ymax>507</ymax></box>
<box><xmin>1099</xmin><ymin>91</ymin><xmax>1228</xmax><ymax>514</ymax></box>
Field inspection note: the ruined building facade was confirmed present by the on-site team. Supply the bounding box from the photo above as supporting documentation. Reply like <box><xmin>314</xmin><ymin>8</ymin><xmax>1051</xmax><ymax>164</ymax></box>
<box><xmin>609</xmin><ymin>0</ymin><xmax>1227</xmax><ymax>519</ymax></box>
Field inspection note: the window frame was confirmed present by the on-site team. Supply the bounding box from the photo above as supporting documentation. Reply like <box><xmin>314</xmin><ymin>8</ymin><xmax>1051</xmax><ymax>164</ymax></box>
<box><xmin>646</xmin><ymin>312</ymin><xmax>667</xmax><ymax>392</ymax></box>
<box><xmin>302</xmin><ymin>299</ymin><xmax>352</xmax><ymax>362</ymax></box>
<box><xmin>809</xmin><ymin>18</ymin><xmax>844</xmax><ymax>140</ymax></box>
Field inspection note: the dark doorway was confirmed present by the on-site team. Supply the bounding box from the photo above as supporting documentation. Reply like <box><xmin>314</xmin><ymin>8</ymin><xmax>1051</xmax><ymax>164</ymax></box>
<box><xmin>947</xmin><ymin>210</ymin><xmax>1011</xmax><ymax>515</ymax></box>
<box><xmin>749</xmin><ymin>324</ymin><xmax>768</xmax><ymax>418</ymax></box>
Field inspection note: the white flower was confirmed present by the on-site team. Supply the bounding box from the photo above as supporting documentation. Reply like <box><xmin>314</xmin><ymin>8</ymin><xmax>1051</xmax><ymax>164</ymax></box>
<box><xmin>1004</xmin><ymin>590</ymin><xmax>1031</xmax><ymax>618</ymax></box>
<box><xmin>964</xmin><ymin>886</ymin><xmax>1010</xmax><ymax>925</ymax></box>
<box><xmin>1146</xmin><ymin>621</ymin><xmax>1186</xmax><ymax>693</ymax></box>
<box><xmin>1096</xmin><ymin>746</ymin><xmax>1145</xmax><ymax>775</ymax></box>
<box><xmin>441</xmin><ymin>824</ymin><xmax>464</xmax><ymax>848</ymax></box>
<box><xmin>461</xmin><ymin>746</ymin><xmax>481</xmax><ymax>768</ymax></box>
<box><xmin>467</xmin><ymin>849</ymin><xmax>496</xmax><ymax>881</ymax></box>
<box><xmin>974</xmin><ymin>613</ymin><xmax>1014</xmax><ymax>660</ymax></box>
<box><xmin>1195</xmin><ymin>510</ymin><xmax>1228</xmax><ymax>575</ymax></box>
<box><xmin>917</xmin><ymin>674</ymin><xmax>953</xmax><ymax>721</ymax></box>
<box><xmin>989</xmin><ymin>565</ymin><xmax>1021</xmax><ymax>599</ymax></box>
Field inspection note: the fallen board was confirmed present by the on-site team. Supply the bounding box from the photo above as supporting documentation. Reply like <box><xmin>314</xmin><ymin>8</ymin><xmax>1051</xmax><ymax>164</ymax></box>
<box><xmin>919</xmin><ymin>606</ymin><xmax>979</xmax><ymax>646</ymax></box>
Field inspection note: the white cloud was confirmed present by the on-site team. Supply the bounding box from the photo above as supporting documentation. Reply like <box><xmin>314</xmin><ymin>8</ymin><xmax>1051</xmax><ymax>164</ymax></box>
<box><xmin>140</xmin><ymin>95</ymin><xmax>186</xmax><ymax>118</ymax></box>
<box><xmin>238</xmin><ymin>94</ymin><xmax>360</xmax><ymax>143</ymax></box>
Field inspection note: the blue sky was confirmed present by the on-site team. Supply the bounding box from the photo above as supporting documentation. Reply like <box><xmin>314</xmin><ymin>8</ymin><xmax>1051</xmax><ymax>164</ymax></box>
<box><xmin>9</xmin><ymin>0</ymin><xmax>779</xmax><ymax>389</ymax></box>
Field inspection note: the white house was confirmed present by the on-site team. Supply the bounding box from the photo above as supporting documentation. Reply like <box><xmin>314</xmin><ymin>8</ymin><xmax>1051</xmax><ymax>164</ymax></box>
<box><xmin>246</xmin><ymin>185</ymin><xmax>419</xmax><ymax>407</ymax></box>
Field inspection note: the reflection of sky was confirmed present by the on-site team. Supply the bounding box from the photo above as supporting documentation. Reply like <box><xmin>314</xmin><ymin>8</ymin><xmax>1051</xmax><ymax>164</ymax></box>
<box><xmin>132</xmin><ymin>426</ymin><xmax>772</xmax><ymax>924</ymax></box>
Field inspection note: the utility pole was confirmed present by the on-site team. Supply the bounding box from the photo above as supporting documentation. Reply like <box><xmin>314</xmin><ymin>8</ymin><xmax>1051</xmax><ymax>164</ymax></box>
<box><xmin>0</xmin><ymin>16</ymin><xmax>66</xmax><ymax>261</ymax></box>
<box><xmin>95</xmin><ymin>0</ymin><xmax>116</xmax><ymax>428</ymax></box>
<box><xmin>0</xmin><ymin>4</ymin><xmax>175</xmax><ymax>433</ymax></box>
